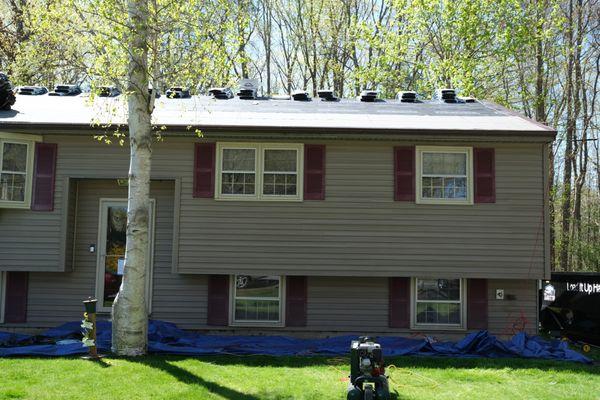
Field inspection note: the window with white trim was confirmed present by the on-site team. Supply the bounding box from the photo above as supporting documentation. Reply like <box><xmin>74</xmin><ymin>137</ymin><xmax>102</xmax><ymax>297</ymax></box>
<box><xmin>216</xmin><ymin>143</ymin><xmax>303</xmax><ymax>200</ymax></box>
<box><xmin>416</xmin><ymin>147</ymin><xmax>473</xmax><ymax>204</ymax></box>
<box><xmin>232</xmin><ymin>275</ymin><xmax>283</xmax><ymax>325</ymax></box>
<box><xmin>0</xmin><ymin>135</ymin><xmax>36</xmax><ymax>208</ymax></box>
<box><xmin>413</xmin><ymin>278</ymin><xmax>465</xmax><ymax>328</ymax></box>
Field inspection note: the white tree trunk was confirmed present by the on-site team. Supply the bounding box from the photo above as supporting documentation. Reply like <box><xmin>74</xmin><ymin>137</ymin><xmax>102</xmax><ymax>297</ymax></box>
<box><xmin>111</xmin><ymin>0</ymin><xmax>152</xmax><ymax>356</ymax></box>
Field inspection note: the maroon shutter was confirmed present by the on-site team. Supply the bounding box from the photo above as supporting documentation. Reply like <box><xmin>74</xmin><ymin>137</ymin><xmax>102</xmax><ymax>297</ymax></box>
<box><xmin>206</xmin><ymin>275</ymin><xmax>229</xmax><ymax>326</ymax></box>
<box><xmin>389</xmin><ymin>277</ymin><xmax>410</xmax><ymax>328</ymax></box>
<box><xmin>4</xmin><ymin>272</ymin><xmax>28</xmax><ymax>323</ymax></box>
<box><xmin>467</xmin><ymin>279</ymin><xmax>488</xmax><ymax>330</ymax></box>
<box><xmin>193</xmin><ymin>143</ymin><xmax>216</xmax><ymax>198</ymax></box>
<box><xmin>394</xmin><ymin>146</ymin><xmax>415</xmax><ymax>201</ymax></box>
<box><xmin>286</xmin><ymin>276</ymin><xmax>307</xmax><ymax>327</ymax></box>
<box><xmin>304</xmin><ymin>145</ymin><xmax>325</xmax><ymax>200</ymax></box>
<box><xmin>474</xmin><ymin>148</ymin><xmax>495</xmax><ymax>203</ymax></box>
<box><xmin>31</xmin><ymin>143</ymin><xmax>57</xmax><ymax>211</ymax></box>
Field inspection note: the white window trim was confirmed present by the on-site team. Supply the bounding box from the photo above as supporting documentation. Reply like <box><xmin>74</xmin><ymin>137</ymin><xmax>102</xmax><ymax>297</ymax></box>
<box><xmin>229</xmin><ymin>275</ymin><xmax>286</xmax><ymax>327</ymax></box>
<box><xmin>415</xmin><ymin>146</ymin><xmax>473</xmax><ymax>205</ymax></box>
<box><xmin>411</xmin><ymin>277</ymin><xmax>467</xmax><ymax>331</ymax></box>
<box><xmin>215</xmin><ymin>142</ymin><xmax>304</xmax><ymax>201</ymax></box>
<box><xmin>0</xmin><ymin>272</ymin><xmax>5</xmax><ymax>324</ymax></box>
<box><xmin>0</xmin><ymin>133</ymin><xmax>42</xmax><ymax>209</ymax></box>
<box><xmin>94</xmin><ymin>198</ymin><xmax>156</xmax><ymax>314</ymax></box>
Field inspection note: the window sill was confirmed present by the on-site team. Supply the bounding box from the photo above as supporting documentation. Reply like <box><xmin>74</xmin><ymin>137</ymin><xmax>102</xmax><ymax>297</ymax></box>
<box><xmin>415</xmin><ymin>199</ymin><xmax>473</xmax><ymax>206</ymax></box>
<box><xmin>411</xmin><ymin>324</ymin><xmax>466</xmax><ymax>331</ymax></box>
<box><xmin>230</xmin><ymin>321</ymin><xmax>285</xmax><ymax>328</ymax></box>
<box><xmin>215</xmin><ymin>195</ymin><xmax>303</xmax><ymax>202</ymax></box>
<box><xmin>0</xmin><ymin>202</ymin><xmax>31</xmax><ymax>210</ymax></box>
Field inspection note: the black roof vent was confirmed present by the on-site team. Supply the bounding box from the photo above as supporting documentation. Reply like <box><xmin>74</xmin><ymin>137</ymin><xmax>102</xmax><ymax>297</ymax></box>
<box><xmin>292</xmin><ymin>90</ymin><xmax>310</xmax><ymax>101</ymax></box>
<box><xmin>208</xmin><ymin>87</ymin><xmax>234</xmax><ymax>100</ymax></box>
<box><xmin>236</xmin><ymin>79</ymin><xmax>259</xmax><ymax>100</ymax></box>
<box><xmin>48</xmin><ymin>84</ymin><xmax>81</xmax><ymax>96</ymax></box>
<box><xmin>16</xmin><ymin>86</ymin><xmax>48</xmax><ymax>96</ymax></box>
<box><xmin>359</xmin><ymin>90</ymin><xmax>379</xmax><ymax>102</ymax></box>
<box><xmin>397</xmin><ymin>91</ymin><xmax>418</xmax><ymax>103</ymax></box>
<box><xmin>433</xmin><ymin>88</ymin><xmax>462</xmax><ymax>103</ymax></box>
<box><xmin>97</xmin><ymin>86</ymin><xmax>120</xmax><ymax>97</ymax></box>
<box><xmin>317</xmin><ymin>89</ymin><xmax>339</xmax><ymax>102</ymax></box>
<box><xmin>166</xmin><ymin>87</ymin><xmax>191</xmax><ymax>99</ymax></box>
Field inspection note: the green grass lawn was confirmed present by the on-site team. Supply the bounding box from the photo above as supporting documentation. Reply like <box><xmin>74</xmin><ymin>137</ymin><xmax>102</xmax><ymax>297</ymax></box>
<box><xmin>0</xmin><ymin>354</ymin><xmax>598</xmax><ymax>400</ymax></box>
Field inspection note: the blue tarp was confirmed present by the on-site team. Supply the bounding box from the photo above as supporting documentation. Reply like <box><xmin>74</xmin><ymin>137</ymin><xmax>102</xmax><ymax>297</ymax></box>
<box><xmin>0</xmin><ymin>320</ymin><xmax>592</xmax><ymax>363</ymax></box>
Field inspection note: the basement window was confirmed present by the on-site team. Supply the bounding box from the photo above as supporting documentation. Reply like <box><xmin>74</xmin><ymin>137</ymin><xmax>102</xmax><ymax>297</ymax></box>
<box><xmin>0</xmin><ymin>134</ymin><xmax>37</xmax><ymax>209</ymax></box>
<box><xmin>416</xmin><ymin>146</ymin><xmax>473</xmax><ymax>205</ymax></box>
<box><xmin>231</xmin><ymin>275</ymin><xmax>283</xmax><ymax>326</ymax></box>
<box><xmin>216</xmin><ymin>143</ymin><xmax>303</xmax><ymax>201</ymax></box>
<box><xmin>412</xmin><ymin>278</ymin><xmax>466</xmax><ymax>329</ymax></box>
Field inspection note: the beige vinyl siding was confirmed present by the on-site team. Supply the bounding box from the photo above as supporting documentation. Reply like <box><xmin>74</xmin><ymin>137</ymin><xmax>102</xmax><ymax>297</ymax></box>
<box><xmin>23</xmin><ymin>180</ymin><xmax>207</xmax><ymax>327</ymax></box>
<box><xmin>487</xmin><ymin>279</ymin><xmax>538</xmax><ymax>336</ymax></box>
<box><xmin>1</xmin><ymin>136</ymin><xmax>546</xmax><ymax>280</ymax></box>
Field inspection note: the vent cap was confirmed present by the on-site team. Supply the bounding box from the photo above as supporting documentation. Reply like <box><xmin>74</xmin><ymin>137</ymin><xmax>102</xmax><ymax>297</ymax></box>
<box><xmin>208</xmin><ymin>87</ymin><xmax>234</xmax><ymax>100</ymax></box>
<box><xmin>237</xmin><ymin>79</ymin><xmax>260</xmax><ymax>100</ymax></box>
<box><xmin>291</xmin><ymin>90</ymin><xmax>310</xmax><ymax>101</ymax></box>
<box><xmin>97</xmin><ymin>86</ymin><xmax>120</xmax><ymax>97</ymax></box>
<box><xmin>48</xmin><ymin>84</ymin><xmax>81</xmax><ymax>96</ymax></box>
<box><xmin>317</xmin><ymin>89</ymin><xmax>339</xmax><ymax>102</ymax></box>
<box><xmin>397</xmin><ymin>91</ymin><xmax>418</xmax><ymax>103</ymax></box>
<box><xmin>166</xmin><ymin>87</ymin><xmax>191</xmax><ymax>99</ymax></box>
<box><xmin>16</xmin><ymin>86</ymin><xmax>48</xmax><ymax>96</ymax></box>
<box><xmin>433</xmin><ymin>88</ymin><xmax>461</xmax><ymax>103</ymax></box>
<box><xmin>359</xmin><ymin>89</ymin><xmax>379</xmax><ymax>102</ymax></box>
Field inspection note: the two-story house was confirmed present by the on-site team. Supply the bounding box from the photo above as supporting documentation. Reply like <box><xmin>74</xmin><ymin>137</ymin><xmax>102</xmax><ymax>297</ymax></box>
<box><xmin>0</xmin><ymin>90</ymin><xmax>555</xmax><ymax>337</ymax></box>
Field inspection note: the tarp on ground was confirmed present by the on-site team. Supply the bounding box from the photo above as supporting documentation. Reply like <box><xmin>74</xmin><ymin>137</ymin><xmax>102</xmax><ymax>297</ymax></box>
<box><xmin>0</xmin><ymin>320</ymin><xmax>591</xmax><ymax>363</ymax></box>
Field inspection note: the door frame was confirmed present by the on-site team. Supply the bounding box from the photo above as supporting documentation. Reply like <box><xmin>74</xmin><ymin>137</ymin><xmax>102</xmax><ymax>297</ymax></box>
<box><xmin>0</xmin><ymin>272</ymin><xmax>5</xmax><ymax>323</ymax></box>
<box><xmin>95</xmin><ymin>198</ymin><xmax>156</xmax><ymax>314</ymax></box>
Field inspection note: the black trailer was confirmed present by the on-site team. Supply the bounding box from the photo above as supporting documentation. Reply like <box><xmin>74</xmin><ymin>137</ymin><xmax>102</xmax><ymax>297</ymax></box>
<box><xmin>540</xmin><ymin>272</ymin><xmax>600</xmax><ymax>349</ymax></box>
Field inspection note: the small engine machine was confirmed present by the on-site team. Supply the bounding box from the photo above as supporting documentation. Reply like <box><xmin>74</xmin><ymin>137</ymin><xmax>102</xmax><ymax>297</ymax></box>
<box><xmin>347</xmin><ymin>337</ymin><xmax>390</xmax><ymax>400</ymax></box>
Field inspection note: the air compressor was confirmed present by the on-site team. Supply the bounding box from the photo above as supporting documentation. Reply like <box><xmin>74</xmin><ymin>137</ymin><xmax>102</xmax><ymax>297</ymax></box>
<box><xmin>347</xmin><ymin>337</ymin><xmax>391</xmax><ymax>400</ymax></box>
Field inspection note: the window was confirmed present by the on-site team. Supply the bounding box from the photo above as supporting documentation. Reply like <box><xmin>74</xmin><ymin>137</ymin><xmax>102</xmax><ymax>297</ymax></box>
<box><xmin>232</xmin><ymin>275</ymin><xmax>283</xmax><ymax>325</ymax></box>
<box><xmin>216</xmin><ymin>143</ymin><xmax>303</xmax><ymax>200</ymax></box>
<box><xmin>413</xmin><ymin>278</ymin><xmax>465</xmax><ymax>329</ymax></box>
<box><xmin>416</xmin><ymin>147</ymin><xmax>473</xmax><ymax>204</ymax></box>
<box><xmin>0</xmin><ymin>134</ymin><xmax>37</xmax><ymax>208</ymax></box>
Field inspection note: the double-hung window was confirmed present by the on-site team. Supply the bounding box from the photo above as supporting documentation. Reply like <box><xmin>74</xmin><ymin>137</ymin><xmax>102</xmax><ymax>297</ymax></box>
<box><xmin>0</xmin><ymin>134</ymin><xmax>37</xmax><ymax>208</ymax></box>
<box><xmin>416</xmin><ymin>146</ymin><xmax>473</xmax><ymax>204</ymax></box>
<box><xmin>216</xmin><ymin>143</ymin><xmax>303</xmax><ymax>200</ymax></box>
<box><xmin>413</xmin><ymin>278</ymin><xmax>465</xmax><ymax>329</ymax></box>
<box><xmin>231</xmin><ymin>275</ymin><xmax>283</xmax><ymax>326</ymax></box>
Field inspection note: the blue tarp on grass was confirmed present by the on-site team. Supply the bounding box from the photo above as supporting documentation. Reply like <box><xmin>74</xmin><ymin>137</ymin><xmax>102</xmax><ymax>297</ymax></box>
<box><xmin>0</xmin><ymin>320</ymin><xmax>592</xmax><ymax>363</ymax></box>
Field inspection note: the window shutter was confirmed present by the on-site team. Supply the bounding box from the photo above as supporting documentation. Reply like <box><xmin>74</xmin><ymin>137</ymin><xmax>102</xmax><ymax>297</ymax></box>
<box><xmin>389</xmin><ymin>277</ymin><xmax>410</xmax><ymax>328</ymax></box>
<box><xmin>193</xmin><ymin>143</ymin><xmax>216</xmax><ymax>198</ymax></box>
<box><xmin>286</xmin><ymin>276</ymin><xmax>307</xmax><ymax>327</ymax></box>
<box><xmin>31</xmin><ymin>143</ymin><xmax>57</xmax><ymax>211</ymax></box>
<box><xmin>4</xmin><ymin>272</ymin><xmax>28</xmax><ymax>323</ymax></box>
<box><xmin>304</xmin><ymin>145</ymin><xmax>325</xmax><ymax>200</ymax></box>
<box><xmin>474</xmin><ymin>148</ymin><xmax>495</xmax><ymax>203</ymax></box>
<box><xmin>467</xmin><ymin>279</ymin><xmax>488</xmax><ymax>330</ymax></box>
<box><xmin>394</xmin><ymin>146</ymin><xmax>415</xmax><ymax>201</ymax></box>
<box><xmin>207</xmin><ymin>275</ymin><xmax>229</xmax><ymax>326</ymax></box>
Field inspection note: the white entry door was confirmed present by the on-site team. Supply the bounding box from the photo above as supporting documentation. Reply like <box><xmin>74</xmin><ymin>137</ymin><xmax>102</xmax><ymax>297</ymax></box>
<box><xmin>95</xmin><ymin>199</ymin><xmax>155</xmax><ymax>313</ymax></box>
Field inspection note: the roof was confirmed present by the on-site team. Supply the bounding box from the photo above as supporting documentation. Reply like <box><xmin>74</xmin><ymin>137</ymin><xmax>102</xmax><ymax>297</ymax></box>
<box><xmin>0</xmin><ymin>95</ymin><xmax>556</xmax><ymax>137</ymax></box>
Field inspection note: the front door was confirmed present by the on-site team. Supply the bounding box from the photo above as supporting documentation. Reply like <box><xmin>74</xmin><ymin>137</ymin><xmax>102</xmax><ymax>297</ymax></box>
<box><xmin>95</xmin><ymin>199</ymin><xmax>155</xmax><ymax>313</ymax></box>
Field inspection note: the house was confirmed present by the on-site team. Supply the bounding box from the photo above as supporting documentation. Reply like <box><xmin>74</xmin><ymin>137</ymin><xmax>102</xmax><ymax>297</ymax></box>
<box><xmin>0</xmin><ymin>90</ymin><xmax>555</xmax><ymax>337</ymax></box>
